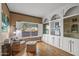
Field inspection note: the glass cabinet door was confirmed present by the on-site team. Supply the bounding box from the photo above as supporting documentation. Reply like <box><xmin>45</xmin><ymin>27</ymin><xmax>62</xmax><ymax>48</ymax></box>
<box><xmin>50</xmin><ymin>19</ymin><xmax>61</xmax><ymax>36</ymax></box>
<box><xmin>43</xmin><ymin>23</ymin><xmax>49</xmax><ymax>34</ymax></box>
<box><xmin>50</xmin><ymin>21</ymin><xmax>55</xmax><ymax>35</ymax></box>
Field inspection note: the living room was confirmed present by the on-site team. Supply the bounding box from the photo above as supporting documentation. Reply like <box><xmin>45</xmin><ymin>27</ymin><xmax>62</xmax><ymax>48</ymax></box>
<box><xmin>0</xmin><ymin>3</ymin><xmax>79</xmax><ymax>56</ymax></box>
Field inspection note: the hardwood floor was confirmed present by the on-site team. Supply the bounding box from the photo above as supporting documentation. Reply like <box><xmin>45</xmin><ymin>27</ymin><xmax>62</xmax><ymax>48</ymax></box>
<box><xmin>36</xmin><ymin>42</ymin><xmax>73</xmax><ymax>56</ymax></box>
<box><xmin>16</xmin><ymin>41</ymin><xmax>73</xmax><ymax>56</ymax></box>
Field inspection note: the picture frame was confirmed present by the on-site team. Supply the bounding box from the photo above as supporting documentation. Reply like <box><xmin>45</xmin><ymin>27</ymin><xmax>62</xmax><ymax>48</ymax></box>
<box><xmin>1</xmin><ymin>12</ymin><xmax>9</xmax><ymax>32</ymax></box>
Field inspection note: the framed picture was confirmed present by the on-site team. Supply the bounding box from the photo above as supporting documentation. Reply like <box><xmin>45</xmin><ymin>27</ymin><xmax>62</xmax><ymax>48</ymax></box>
<box><xmin>1</xmin><ymin>13</ymin><xmax>9</xmax><ymax>32</ymax></box>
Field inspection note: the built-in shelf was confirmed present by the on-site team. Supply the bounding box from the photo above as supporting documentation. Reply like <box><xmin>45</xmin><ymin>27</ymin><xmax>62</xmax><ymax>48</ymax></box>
<box><xmin>64</xmin><ymin>15</ymin><xmax>79</xmax><ymax>39</ymax></box>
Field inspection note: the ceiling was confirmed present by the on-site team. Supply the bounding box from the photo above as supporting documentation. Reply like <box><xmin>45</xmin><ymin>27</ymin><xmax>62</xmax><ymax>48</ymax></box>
<box><xmin>7</xmin><ymin>3</ymin><xmax>79</xmax><ymax>18</ymax></box>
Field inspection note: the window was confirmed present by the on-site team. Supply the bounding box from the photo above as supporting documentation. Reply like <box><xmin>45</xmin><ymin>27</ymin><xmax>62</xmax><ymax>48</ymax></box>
<box><xmin>16</xmin><ymin>22</ymin><xmax>38</xmax><ymax>37</ymax></box>
<box><xmin>22</xmin><ymin>23</ymin><xmax>31</xmax><ymax>37</ymax></box>
<box><xmin>31</xmin><ymin>24</ymin><xmax>38</xmax><ymax>36</ymax></box>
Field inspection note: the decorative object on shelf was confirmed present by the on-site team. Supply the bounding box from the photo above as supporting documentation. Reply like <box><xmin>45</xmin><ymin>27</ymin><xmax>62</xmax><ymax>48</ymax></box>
<box><xmin>43</xmin><ymin>23</ymin><xmax>49</xmax><ymax>34</ymax></box>
<box><xmin>72</xmin><ymin>18</ymin><xmax>77</xmax><ymax>22</ymax></box>
<box><xmin>71</xmin><ymin>24</ymin><xmax>78</xmax><ymax>32</ymax></box>
<box><xmin>51</xmin><ymin>14</ymin><xmax>60</xmax><ymax>21</ymax></box>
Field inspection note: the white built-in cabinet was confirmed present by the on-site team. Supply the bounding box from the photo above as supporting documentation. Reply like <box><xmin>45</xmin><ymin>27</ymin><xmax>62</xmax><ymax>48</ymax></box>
<box><xmin>42</xmin><ymin>34</ymin><xmax>49</xmax><ymax>44</ymax></box>
<box><xmin>62</xmin><ymin>14</ymin><xmax>79</xmax><ymax>55</ymax></box>
<box><xmin>42</xmin><ymin>34</ymin><xmax>46</xmax><ymax>42</ymax></box>
<box><xmin>49</xmin><ymin>19</ymin><xmax>62</xmax><ymax>48</ymax></box>
<box><xmin>42</xmin><ymin>19</ymin><xmax>62</xmax><ymax>49</ymax></box>
<box><xmin>42</xmin><ymin>5</ymin><xmax>79</xmax><ymax>56</ymax></box>
<box><xmin>62</xmin><ymin>37</ymin><xmax>79</xmax><ymax>55</ymax></box>
<box><xmin>73</xmin><ymin>39</ymin><xmax>79</xmax><ymax>55</ymax></box>
<box><xmin>42</xmin><ymin>35</ymin><xmax>61</xmax><ymax>49</ymax></box>
<box><xmin>42</xmin><ymin>16</ymin><xmax>79</xmax><ymax>55</ymax></box>
<box><xmin>54</xmin><ymin>36</ymin><xmax>60</xmax><ymax>48</ymax></box>
<box><xmin>62</xmin><ymin>37</ymin><xmax>71</xmax><ymax>53</ymax></box>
